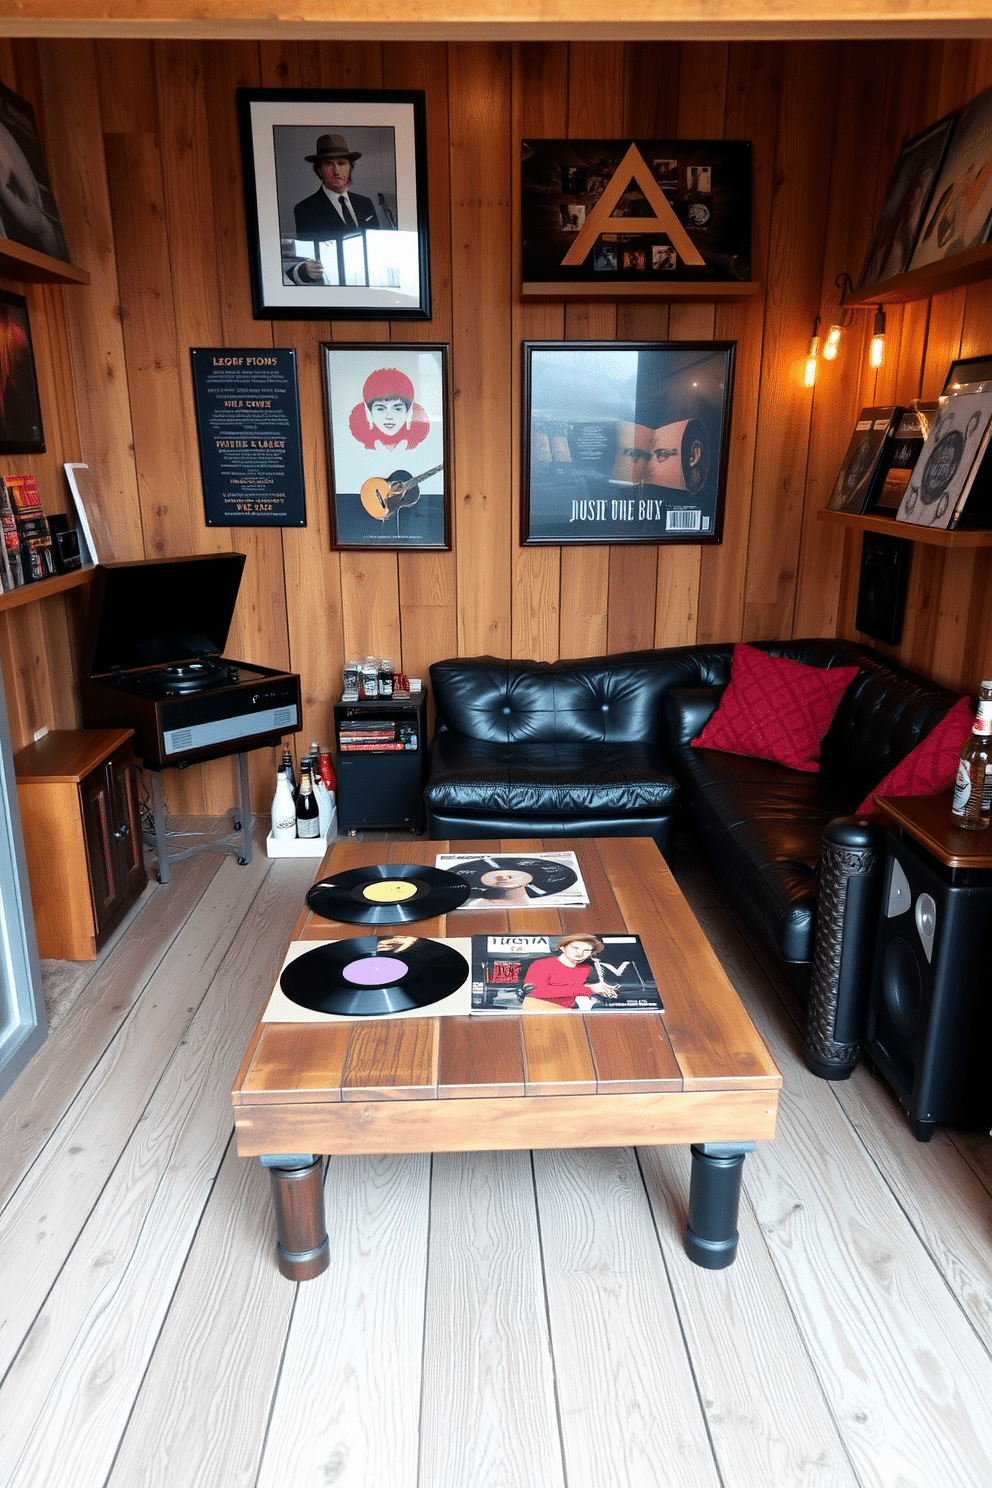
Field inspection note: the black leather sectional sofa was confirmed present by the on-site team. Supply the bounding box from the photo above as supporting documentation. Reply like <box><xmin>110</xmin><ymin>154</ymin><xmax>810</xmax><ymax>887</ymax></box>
<box><xmin>425</xmin><ymin>640</ymin><xmax>960</xmax><ymax>1000</ymax></box>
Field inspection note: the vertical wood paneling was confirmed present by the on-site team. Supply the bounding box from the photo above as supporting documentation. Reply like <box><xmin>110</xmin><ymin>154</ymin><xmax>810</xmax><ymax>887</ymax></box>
<box><xmin>743</xmin><ymin>41</ymin><xmax>841</xmax><ymax>642</ymax></box>
<box><xmin>701</xmin><ymin>41</ymin><xmax>783</xmax><ymax>645</ymax></box>
<box><xmin>794</xmin><ymin>41</ymin><xmax>890</xmax><ymax>642</ymax></box>
<box><xmin>448</xmin><ymin>42</ymin><xmax>513</xmax><ymax>658</ymax></box>
<box><xmin>511</xmin><ymin>42</ymin><xmax>568</xmax><ymax>663</ymax></box>
<box><xmin>8</xmin><ymin>33</ymin><xmax>992</xmax><ymax>781</ymax></box>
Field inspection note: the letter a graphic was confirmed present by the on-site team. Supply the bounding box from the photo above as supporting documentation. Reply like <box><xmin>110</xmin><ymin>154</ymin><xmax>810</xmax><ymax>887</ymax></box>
<box><xmin>560</xmin><ymin>144</ymin><xmax>705</xmax><ymax>268</ymax></box>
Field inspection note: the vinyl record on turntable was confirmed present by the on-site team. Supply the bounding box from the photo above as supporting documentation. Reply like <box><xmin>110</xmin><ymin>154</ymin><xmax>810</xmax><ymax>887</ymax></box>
<box><xmin>279</xmin><ymin>935</ymin><xmax>470</xmax><ymax>1016</ymax></box>
<box><xmin>306</xmin><ymin>862</ymin><xmax>470</xmax><ymax>924</ymax></box>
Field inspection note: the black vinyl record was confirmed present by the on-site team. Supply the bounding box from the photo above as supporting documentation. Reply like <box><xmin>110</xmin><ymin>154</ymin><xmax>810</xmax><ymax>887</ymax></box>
<box><xmin>279</xmin><ymin>935</ymin><xmax>470</xmax><ymax>1016</ymax></box>
<box><xmin>306</xmin><ymin>862</ymin><xmax>470</xmax><ymax>924</ymax></box>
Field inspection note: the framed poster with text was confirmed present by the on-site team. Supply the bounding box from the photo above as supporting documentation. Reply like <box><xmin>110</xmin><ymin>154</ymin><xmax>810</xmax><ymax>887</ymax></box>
<box><xmin>522</xmin><ymin>341</ymin><xmax>735</xmax><ymax>545</ymax></box>
<box><xmin>191</xmin><ymin>348</ymin><xmax>306</xmax><ymax>527</ymax></box>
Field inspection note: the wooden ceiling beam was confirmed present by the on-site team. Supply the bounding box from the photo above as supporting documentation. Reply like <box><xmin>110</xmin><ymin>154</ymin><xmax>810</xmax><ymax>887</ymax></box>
<box><xmin>3</xmin><ymin>0</ymin><xmax>992</xmax><ymax>41</ymax></box>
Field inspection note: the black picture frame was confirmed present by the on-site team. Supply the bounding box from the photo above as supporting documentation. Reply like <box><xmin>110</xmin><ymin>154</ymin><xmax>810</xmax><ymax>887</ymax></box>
<box><xmin>521</xmin><ymin>139</ymin><xmax>752</xmax><ymax>295</ymax></box>
<box><xmin>237</xmin><ymin>88</ymin><xmax>431</xmax><ymax>321</ymax></box>
<box><xmin>0</xmin><ymin>290</ymin><xmax>45</xmax><ymax>455</ymax></box>
<box><xmin>522</xmin><ymin>341</ymin><xmax>735</xmax><ymax>545</ymax></box>
<box><xmin>321</xmin><ymin>342</ymin><xmax>451</xmax><ymax>550</ymax></box>
<box><xmin>190</xmin><ymin>348</ymin><xmax>307</xmax><ymax>527</ymax></box>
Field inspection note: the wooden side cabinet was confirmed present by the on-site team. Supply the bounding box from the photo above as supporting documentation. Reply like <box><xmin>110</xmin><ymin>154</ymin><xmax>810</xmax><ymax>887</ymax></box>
<box><xmin>14</xmin><ymin>728</ymin><xmax>147</xmax><ymax>961</ymax></box>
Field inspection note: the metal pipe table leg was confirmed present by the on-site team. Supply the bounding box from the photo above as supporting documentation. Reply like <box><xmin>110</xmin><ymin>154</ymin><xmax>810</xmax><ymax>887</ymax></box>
<box><xmin>148</xmin><ymin>768</ymin><xmax>171</xmax><ymax>884</ymax></box>
<box><xmin>234</xmin><ymin>750</ymin><xmax>252</xmax><ymax>866</ymax></box>
<box><xmin>684</xmin><ymin>1141</ymin><xmax>755</xmax><ymax>1270</ymax></box>
<box><xmin>260</xmin><ymin>1154</ymin><xmax>329</xmax><ymax>1282</ymax></box>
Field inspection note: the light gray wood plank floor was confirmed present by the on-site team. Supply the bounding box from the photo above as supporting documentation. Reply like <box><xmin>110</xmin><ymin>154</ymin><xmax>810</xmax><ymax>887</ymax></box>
<box><xmin>1</xmin><ymin>825</ymin><xmax>990</xmax><ymax>1488</ymax></box>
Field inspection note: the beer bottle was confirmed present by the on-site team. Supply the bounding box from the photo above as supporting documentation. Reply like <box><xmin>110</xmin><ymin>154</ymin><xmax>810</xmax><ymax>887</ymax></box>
<box><xmin>951</xmin><ymin>681</ymin><xmax>992</xmax><ymax>830</ymax></box>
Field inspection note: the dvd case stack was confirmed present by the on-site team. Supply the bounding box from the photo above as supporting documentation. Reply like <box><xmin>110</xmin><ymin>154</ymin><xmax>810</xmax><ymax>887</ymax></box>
<box><xmin>1</xmin><ymin>475</ymin><xmax>54</xmax><ymax>584</ymax></box>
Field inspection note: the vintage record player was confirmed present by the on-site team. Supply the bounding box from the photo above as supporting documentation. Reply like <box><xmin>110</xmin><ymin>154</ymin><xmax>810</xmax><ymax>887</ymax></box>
<box><xmin>80</xmin><ymin>554</ymin><xmax>302</xmax><ymax>769</ymax></box>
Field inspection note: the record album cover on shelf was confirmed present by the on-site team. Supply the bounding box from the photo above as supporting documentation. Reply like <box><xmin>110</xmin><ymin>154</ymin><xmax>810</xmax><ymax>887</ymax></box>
<box><xmin>909</xmin><ymin>84</ymin><xmax>992</xmax><ymax>271</ymax></box>
<box><xmin>827</xmin><ymin>406</ymin><xmax>903</xmax><ymax>514</ymax></box>
<box><xmin>434</xmin><ymin>850</ymin><xmax>589</xmax><ymax>908</ymax></box>
<box><xmin>865</xmin><ymin>402</ymin><xmax>939</xmax><ymax>515</ymax></box>
<box><xmin>471</xmin><ymin>933</ymin><xmax>662</xmax><ymax>1013</ymax></box>
<box><xmin>857</xmin><ymin>114</ymin><xmax>957</xmax><ymax>288</ymax></box>
<box><xmin>895</xmin><ymin>381</ymin><xmax>992</xmax><ymax>529</ymax></box>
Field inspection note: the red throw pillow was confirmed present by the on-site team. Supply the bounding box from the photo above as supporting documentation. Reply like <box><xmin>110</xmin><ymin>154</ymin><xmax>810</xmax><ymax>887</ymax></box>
<box><xmin>692</xmin><ymin>643</ymin><xmax>859</xmax><ymax>773</ymax></box>
<box><xmin>855</xmin><ymin>695</ymin><xmax>974</xmax><ymax>814</ymax></box>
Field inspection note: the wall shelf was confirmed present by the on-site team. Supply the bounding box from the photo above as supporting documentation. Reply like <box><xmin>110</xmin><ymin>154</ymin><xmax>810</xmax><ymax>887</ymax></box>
<box><xmin>843</xmin><ymin>242</ymin><xmax>992</xmax><ymax>306</ymax></box>
<box><xmin>0</xmin><ymin>566</ymin><xmax>94</xmax><ymax>614</ymax></box>
<box><xmin>818</xmin><ymin>508</ymin><xmax>992</xmax><ymax>549</ymax></box>
<box><xmin>0</xmin><ymin>239</ymin><xmax>90</xmax><ymax>286</ymax></box>
<box><xmin>521</xmin><ymin>280</ymin><xmax>762</xmax><ymax>301</ymax></box>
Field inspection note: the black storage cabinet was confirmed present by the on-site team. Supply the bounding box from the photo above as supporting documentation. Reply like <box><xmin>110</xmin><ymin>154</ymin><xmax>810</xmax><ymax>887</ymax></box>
<box><xmin>334</xmin><ymin>692</ymin><xmax>427</xmax><ymax>833</ymax></box>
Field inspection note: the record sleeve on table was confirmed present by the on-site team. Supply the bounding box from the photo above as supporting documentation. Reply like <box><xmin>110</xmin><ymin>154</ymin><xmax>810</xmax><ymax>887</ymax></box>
<box><xmin>262</xmin><ymin>935</ymin><xmax>473</xmax><ymax>1021</ymax></box>
<box><xmin>895</xmin><ymin>381</ymin><xmax>992</xmax><ymax>529</ymax></box>
<box><xmin>827</xmin><ymin>407</ymin><xmax>903</xmax><ymax>514</ymax></box>
<box><xmin>471</xmin><ymin>932</ymin><xmax>662</xmax><ymax>1013</ymax></box>
<box><xmin>434</xmin><ymin>850</ymin><xmax>589</xmax><ymax>908</ymax></box>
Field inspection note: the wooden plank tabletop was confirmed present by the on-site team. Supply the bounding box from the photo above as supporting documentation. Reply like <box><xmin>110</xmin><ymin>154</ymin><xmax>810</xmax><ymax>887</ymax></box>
<box><xmin>232</xmin><ymin>837</ymin><xmax>781</xmax><ymax>1156</ymax></box>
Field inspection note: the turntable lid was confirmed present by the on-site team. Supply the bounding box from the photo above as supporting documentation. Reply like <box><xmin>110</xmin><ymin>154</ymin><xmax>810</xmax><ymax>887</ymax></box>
<box><xmin>83</xmin><ymin>553</ymin><xmax>247</xmax><ymax>675</ymax></box>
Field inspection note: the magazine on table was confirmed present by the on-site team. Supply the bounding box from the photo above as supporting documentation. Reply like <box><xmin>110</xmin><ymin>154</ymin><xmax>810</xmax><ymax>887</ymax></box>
<box><xmin>471</xmin><ymin>932</ymin><xmax>662</xmax><ymax>1013</ymax></box>
<box><xmin>435</xmin><ymin>850</ymin><xmax>590</xmax><ymax>908</ymax></box>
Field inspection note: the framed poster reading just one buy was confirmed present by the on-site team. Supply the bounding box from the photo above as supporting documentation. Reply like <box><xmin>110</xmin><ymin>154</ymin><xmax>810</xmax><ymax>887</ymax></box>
<box><xmin>522</xmin><ymin>341</ymin><xmax>736</xmax><ymax>546</ymax></box>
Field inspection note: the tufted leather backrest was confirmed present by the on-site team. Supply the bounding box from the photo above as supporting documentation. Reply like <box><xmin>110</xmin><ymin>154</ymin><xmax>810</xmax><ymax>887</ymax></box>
<box><xmin>430</xmin><ymin>641</ymin><xmax>963</xmax><ymax>797</ymax></box>
<box><xmin>429</xmin><ymin>652</ymin><xmax>702</xmax><ymax>745</ymax></box>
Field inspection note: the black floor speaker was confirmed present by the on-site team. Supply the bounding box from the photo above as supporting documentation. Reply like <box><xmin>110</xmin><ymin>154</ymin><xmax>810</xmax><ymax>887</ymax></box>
<box><xmin>864</xmin><ymin>831</ymin><xmax>992</xmax><ymax>1139</ymax></box>
<box><xmin>855</xmin><ymin>531</ymin><xmax>912</xmax><ymax>646</ymax></box>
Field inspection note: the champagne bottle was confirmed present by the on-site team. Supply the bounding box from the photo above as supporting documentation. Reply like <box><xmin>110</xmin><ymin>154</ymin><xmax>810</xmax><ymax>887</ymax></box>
<box><xmin>951</xmin><ymin>681</ymin><xmax>992</xmax><ymax>830</ymax></box>
<box><xmin>271</xmin><ymin>767</ymin><xmax>297</xmax><ymax>839</ymax></box>
<box><xmin>280</xmin><ymin>745</ymin><xmax>297</xmax><ymax>799</ymax></box>
<box><xmin>295</xmin><ymin>765</ymin><xmax>320</xmax><ymax>838</ymax></box>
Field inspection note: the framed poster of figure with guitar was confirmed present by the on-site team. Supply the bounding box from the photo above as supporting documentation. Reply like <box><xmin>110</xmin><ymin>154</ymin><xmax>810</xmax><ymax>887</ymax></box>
<box><xmin>321</xmin><ymin>342</ymin><xmax>451</xmax><ymax>549</ymax></box>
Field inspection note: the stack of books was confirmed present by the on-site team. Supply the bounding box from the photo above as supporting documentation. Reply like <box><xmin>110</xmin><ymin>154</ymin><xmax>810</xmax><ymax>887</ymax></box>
<box><xmin>0</xmin><ymin>475</ymin><xmax>55</xmax><ymax>588</ymax></box>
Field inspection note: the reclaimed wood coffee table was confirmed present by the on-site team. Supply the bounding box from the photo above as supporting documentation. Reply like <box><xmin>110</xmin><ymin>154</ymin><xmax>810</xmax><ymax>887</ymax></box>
<box><xmin>232</xmin><ymin>837</ymin><xmax>781</xmax><ymax>1279</ymax></box>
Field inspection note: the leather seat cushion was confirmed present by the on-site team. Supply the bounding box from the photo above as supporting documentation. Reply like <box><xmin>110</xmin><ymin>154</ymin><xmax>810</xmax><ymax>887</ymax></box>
<box><xmin>425</xmin><ymin>735</ymin><xmax>680</xmax><ymax>818</ymax></box>
<box><xmin>681</xmin><ymin>746</ymin><xmax>857</xmax><ymax>964</ymax></box>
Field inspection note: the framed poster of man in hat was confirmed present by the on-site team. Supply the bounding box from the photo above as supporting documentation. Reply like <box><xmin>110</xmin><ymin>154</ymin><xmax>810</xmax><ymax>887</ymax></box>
<box><xmin>237</xmin><ymin>89</ymin><xmax>430</xmax><ymax>320</ymax></box>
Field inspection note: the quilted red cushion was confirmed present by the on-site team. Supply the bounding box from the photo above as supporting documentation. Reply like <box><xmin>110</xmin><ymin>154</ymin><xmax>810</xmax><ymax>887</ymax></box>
<box><xmin>856</xmin><ymin>695</ymin><xmax>974</xmax><ymax>814</ymax></box>
<box><xmin>692</xmin><ymin>643</ymin><xmax>859</xmax><ymax>772</ymax></box>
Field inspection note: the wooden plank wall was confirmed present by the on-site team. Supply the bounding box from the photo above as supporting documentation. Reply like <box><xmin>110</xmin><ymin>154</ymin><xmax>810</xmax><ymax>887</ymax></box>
<box><xmin>2</xmin><ymin>34</ymin><xmax>992</xmax><ymax>813</ymax></box>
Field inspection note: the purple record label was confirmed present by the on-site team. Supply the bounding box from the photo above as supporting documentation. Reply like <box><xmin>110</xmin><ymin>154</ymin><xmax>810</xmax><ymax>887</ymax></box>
<box><xmin>342</xmin><ymin>955</ymin><xmax>408</xmax><ymax>985</ymax></box>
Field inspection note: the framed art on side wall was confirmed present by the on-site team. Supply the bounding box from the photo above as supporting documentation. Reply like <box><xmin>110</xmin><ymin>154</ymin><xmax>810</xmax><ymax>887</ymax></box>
<box><xmin>522</xmin><ymin>341</ymin><xmax>735</xmax><ymax>545</ymax></box>
<box><xmin>321</xmin><ymin>343</ymin><xmax>451</xmax><ymax>550</ymax></box>
<box><xmin>238</xmin><ymin>88</ymin><xmax>430</xmax><ymax>320</ymax></box>
<box><xmin>0</xmin><ymin>290</ymin><xmax>45</xmax><ymax>455</ymax></box>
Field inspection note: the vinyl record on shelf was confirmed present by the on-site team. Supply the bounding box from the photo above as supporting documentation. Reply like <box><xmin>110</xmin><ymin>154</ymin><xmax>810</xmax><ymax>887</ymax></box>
<box><xmin>279</xmin><ymin>935</ymin><xmax>470</xmax><ymax>1016</ymax></box>
<box><xmin>305</xmin><ymin>862</ymin><xmax>471</xmax><ymax>924</ymax></box>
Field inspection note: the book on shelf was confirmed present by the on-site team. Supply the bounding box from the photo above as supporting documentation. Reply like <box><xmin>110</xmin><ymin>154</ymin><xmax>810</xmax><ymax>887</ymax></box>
<box><xmin>15</xmin><ymin>512</ymin><xmax>55</xmax><ymax>582</ymax></box>
<box><xmin>864</xmin><ymin>402</ymin><xmax>939</xmax><ymax>516</ymax></box>
<box><xmin>471</xmin><ymin>933</ymin><xmax>662</xmax><ymax>1013</ymax></box>
<box><xmin>895</xmin><ymin>380</ymin><xmax>992</xmax><ymax>530</ymax></box>
<box><xmin>0</xmin><ymin>479</ymin><xmax>25</xmax><ymax>588</ymax></box>
<box><xmin>827</xmin><ymin>407</ymin><xmax>903</xmax><ymax>515</ymax></box>
<box><xmin>2</xmin><ymin>473</ymin><xmax>42</xmax><ymax>516</ymax></box>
